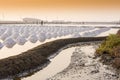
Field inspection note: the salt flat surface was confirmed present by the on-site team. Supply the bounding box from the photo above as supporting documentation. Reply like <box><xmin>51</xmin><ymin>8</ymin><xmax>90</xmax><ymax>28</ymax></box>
<box><xmin>0</xmin><ymin>41</ymin><xmax>41</xmax><ymax>59</ymax></box>
<box><xmin>48</xmin><ymin>46</ymin><xmax>119</xmax><ymax>80</ymax></box>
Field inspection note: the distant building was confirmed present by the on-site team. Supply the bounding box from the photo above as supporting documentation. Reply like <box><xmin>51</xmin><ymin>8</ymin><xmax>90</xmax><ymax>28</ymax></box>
<box><xmin>23</xmin><ymin>18</ymin><xmax>43</xmax><ymax>24</ymax></box>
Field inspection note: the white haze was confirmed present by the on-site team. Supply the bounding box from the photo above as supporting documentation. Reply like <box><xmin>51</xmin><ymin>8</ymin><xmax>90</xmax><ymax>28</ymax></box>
<box><xmin>0</xmin><ymin>9</ymin><xmax>120</xmax><ymax>22</ymax></box>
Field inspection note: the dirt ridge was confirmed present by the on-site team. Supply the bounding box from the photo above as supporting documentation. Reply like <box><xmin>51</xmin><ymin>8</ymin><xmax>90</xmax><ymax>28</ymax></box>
<box><xmin>0</xmin><ymin>37</ymin><xmax>107</xmax><ymax>79</ymax></box>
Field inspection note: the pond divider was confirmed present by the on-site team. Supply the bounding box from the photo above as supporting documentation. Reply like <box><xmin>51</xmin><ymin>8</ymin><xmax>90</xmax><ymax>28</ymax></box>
<box><xmin>0</xmin><ymin>37</ymin><xmax>107</xmax><ymax>79</ymax></box>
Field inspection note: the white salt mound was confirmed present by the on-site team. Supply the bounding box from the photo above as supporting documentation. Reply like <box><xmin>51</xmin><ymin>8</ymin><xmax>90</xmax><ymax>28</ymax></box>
<box><xmin>52</xmin><ymin>33</ymin><xmax>58</xmax><ymax>38</ymax></box>
<box><xmin>0</xmin><ymin>29</ymin><xmax>6</xmax><ymax>36</ymax></box>
<box><xmin>0</xmin><ymin>33</ymin><xmax>11</xmax><ymax>41</ymax></box>
<box><xmin>0</xmin><ymin>42</ymin><xmax>4</xmax><ymax>49</ymax></box>
<box><xmin>3</xmin><ymin>38</ymin><xmax>16</xmax><ymax>48</ymax></box>
<box><xmin>28</xmin><ymin>35</ymin><xmax>38</xmax><ymax>43</ymax></box>
<box><xmin>46</xmin><ymin>33</ymin><xmax>52</xmax><ymax>39</ymax></box>
<box><xmin>38</xmin><ymin>33</ymin><xmax>46</xmax><ymax>42</ymax></box>
<box><xmin>11</xmin><ymin>33</ymin><xmax>19</xmax><ymax>39</ymax></box>
<box><xmin>16</xmin><ymin>36</ymin><xmax>27</xmax><ymax>45</ymax></box>
<box><xmin>21</xmin><ymin>32</ymin><xmax>30</xmax><ymax>38</ymax></box>
<box><xmin>82</xmin><ymin>28</ymin><xmax>111</xmax><ymax>37</ymax></box>
<box><xmin>72</xmin><ymin>33</ymin><xmax>81</xmax><ymax>38</ymax></box>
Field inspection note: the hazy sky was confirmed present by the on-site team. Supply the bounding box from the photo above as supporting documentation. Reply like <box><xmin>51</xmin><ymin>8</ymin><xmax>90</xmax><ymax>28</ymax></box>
<box><xmin>0</xmin><ymin>0</ymin><xmax>120</xmax><ymax>21</ymax></box>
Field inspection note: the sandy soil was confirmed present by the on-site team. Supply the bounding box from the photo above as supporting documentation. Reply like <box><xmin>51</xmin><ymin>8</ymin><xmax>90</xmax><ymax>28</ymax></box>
<box><xmin>48</xmin><ymin>45</ymin><xmax>120</xmax><ymax>80</ymax></box>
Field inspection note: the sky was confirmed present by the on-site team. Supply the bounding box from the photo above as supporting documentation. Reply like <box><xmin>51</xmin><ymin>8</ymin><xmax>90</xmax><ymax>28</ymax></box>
<box><xmin>0</xmin><ymin>0</ymin><xmax>120</xmax><ymax>21</ymax></box>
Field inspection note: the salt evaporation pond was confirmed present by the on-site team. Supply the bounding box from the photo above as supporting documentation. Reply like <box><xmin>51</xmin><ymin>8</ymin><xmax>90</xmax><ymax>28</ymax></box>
<box><xmin>0</xmin><ymin>24</ymin><xmax>119</xmax><ymax>79</ymax></box>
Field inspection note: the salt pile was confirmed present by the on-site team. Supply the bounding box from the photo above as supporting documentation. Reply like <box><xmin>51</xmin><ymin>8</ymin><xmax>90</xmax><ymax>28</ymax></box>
<box><xmin>45</xmin><ymin>33</ymin><xmax>51</xmax><ymax>39</ymax></box>
<box><xmin>22</xmin><ymin>32</ymin><xmax>30</xmax><ymax>38</ymax></box>
<box><xmin>82</xmin><ymin>28</ymin><xmax>111</xmax><ymax>37</ymax></box>
<box><xmin>0</xmin><ymin>28</ymin><xmax>6</xmax><ymax>36</ymax></box>
<box><xmin>16</xmin><ymin>36</ymin><xmax>27</xmax><ymax>45</ymax></box>
<box><xmin>28</xmin><ymin>34</ymin><xmax>38</xmax><ymax>43</ymax></box>
<box><xmin>0</xmin><ymin>24</ymin><xmax>113</xmax><ymax>48</ymax></box>
<box><xmin>52</xmin><ymin>32</ymin><xmax>58</xmax><ymax>38</ymax></box>
<box><xmin>0</xmin><ymin>42</ymin><xmax>3</xmax><ymax>49</ymax></box>
<box><xmin>3</xmin><ymin>38</ymin><xmax>16</xmax><ymax>48</ymax></box>
<box><xmin>38</xmin><ymin>33</ymin><xmax>46</xmax><ymax>42</ymax></box>
<box><xmin>72</xmin><ymin>33</ymin><xmax>81</xmax><ymax>38</ymax></box>
<box><xmin>0</xmin><ymin>33</ymin><xmax>11</xmax><ymax>41</ymax></box>
<box><xmin>11</xmin><ymin>33</ymin><xmax>19</xmax><ymax>39</ymax></box>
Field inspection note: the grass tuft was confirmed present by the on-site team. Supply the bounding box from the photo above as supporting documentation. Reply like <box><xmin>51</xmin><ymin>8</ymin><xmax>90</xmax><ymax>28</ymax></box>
<box><xmin>96</xmin><ymin>34</ymin><xmax>120</xmax><ymax>56</ymax></box>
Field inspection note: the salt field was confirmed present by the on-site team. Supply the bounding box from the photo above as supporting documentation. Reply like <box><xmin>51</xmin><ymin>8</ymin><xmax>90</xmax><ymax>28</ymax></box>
<box><xmin>0</xmin><ymin>24</ymin><xmax>117</xmax><ymax>50</ymax></box>
<box><xmin>19</xmin><ymin>26</ymin><xmax>118</xmax><ymax>80</ymax></box>
<box><xmin>0</xmin><ymin>0</ymin><xmax>120</xmax><ymax>79</ymax></box>
<box><xmin>0</xmin><ymin>24</ymin><xmax>118</xmax><ymax>59</ymax></box>
<box><xmin>0</xmin><ymin>24</ymin><xmax>119</xmax><ymax>80</ymax></box>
